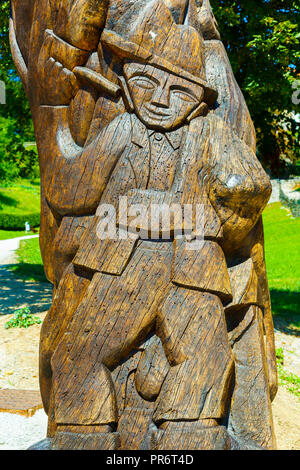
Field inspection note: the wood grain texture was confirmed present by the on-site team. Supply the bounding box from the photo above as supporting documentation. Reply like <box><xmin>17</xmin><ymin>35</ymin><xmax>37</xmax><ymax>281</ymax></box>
<box><xmin>228</xmin><ymin>307</ymin><xmax>276</xmax><ymax>449</ymax></box>
<box><xmin>10</xmin><ymin>0</ymin><xmax>277</xmax><ymax>450</ymax></box>
<box><xmin>151</xmin><ymin>422</ymin><xmax>232</xmax><ymax>450</ymax></box>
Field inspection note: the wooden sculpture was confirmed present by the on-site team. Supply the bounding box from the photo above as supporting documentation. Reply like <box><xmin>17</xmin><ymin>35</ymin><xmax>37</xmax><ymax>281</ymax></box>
<box><xmin>10</xmin><ymin>0</ymin><xmax>278</xmax><ymax>450</ymax></box>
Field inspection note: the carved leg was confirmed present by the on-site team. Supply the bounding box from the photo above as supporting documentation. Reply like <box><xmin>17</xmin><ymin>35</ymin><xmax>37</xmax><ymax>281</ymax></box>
<box><xmin>51</xmin><ymin>246</ymin><xmax>172</xmax><ymax>449</ymax></box>
<box><xmin>39</xmin><ymin>264</ymin><xmax>91</xmax><ymax>417</ymax></box>
<box><xmin>154</xmin><ymin>287</ymin><xmax>234</xmax><ymax>450</ymax></box>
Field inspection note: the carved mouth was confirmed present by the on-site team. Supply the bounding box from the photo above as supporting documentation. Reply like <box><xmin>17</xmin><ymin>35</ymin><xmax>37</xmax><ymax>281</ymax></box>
<box><xmin>143</xmin><ymin>105</ymin><xmax>172</xmax><ymax>120</ymax></box>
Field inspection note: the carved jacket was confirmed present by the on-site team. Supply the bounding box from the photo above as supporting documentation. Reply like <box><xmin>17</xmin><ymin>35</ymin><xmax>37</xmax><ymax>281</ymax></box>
<box><xmin>38</xmin><ymin>108</ymin><xmax>271</xmax><ymax>308</ymax></box>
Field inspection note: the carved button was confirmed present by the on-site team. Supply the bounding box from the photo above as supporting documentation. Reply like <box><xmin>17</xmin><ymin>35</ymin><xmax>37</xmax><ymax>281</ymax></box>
<box><xmin>154</xmin><ymin>133</ymin><xmax>163</xmax><ymax>141</ymax></box>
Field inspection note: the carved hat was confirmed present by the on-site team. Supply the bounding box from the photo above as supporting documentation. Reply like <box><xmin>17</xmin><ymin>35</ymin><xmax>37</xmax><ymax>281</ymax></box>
<box><xmin>101</xmin><ymin>0</ymin><xmax>218</xmax><ymax>106</ymax></box>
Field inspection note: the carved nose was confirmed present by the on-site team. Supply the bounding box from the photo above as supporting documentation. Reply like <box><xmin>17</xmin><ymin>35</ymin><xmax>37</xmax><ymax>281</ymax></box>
<box><xmin>151</xmin><ymin>87</ymin><xmax>170</xmax><ymax>108</ymax></box>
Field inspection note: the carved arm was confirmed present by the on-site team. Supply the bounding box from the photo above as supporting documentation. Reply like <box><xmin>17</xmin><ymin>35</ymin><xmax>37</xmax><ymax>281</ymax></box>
<box><xmin>38</xmin><ymin>108</ymin><xmax>128</xmax><ymax>216</ymax></box>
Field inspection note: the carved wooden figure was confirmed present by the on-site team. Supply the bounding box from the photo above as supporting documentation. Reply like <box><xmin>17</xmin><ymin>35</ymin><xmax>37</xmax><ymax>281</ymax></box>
<box><xmin>10</xmin><ymin>0</ymin><xmax>277</xmax><ymax>450</ymax></box>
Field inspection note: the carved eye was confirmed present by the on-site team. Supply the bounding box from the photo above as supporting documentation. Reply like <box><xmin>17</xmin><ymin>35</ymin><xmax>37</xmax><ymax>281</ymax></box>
<box><xmin>129</xmin><ymin>76</ymin><xmax>156</xmax><ymax>90</ymax></box>
<box><xmin>172</xmin><ymin>89</ymin><xmax>197</xmax><ymax>103</ymax></box>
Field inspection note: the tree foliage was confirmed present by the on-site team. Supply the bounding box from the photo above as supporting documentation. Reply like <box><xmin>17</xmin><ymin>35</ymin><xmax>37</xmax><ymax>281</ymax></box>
<box><xmin>0</xmin><ymin>1</ymin><xmax>299</xmax><ymax>176</ymax></box>
<box><xmin>0</xmin><ymin>1</ymin><xmax>34</xmax><ymax>140</ymax></box>
<box><xmin>0</xmin><ymin>116</ymin><xmax>39</xmax><ymax>183</ymax></box>
<box><xmin>211</xmin><ymin>0</ymin><xmax>300</xmax><ymax>175</ymax></box>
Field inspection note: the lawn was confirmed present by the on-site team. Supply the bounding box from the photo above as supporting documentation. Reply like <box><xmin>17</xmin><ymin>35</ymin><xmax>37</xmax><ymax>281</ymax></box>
<box><xmin>0</xmin><ymin>229</ymin><xmax>28</xmax><ymax>240</ymax></box>
<box><xmin>10</xmin><ymin>237</ymin><xmax>47</xmax><ymax>283</ymax></box>
<box><xmin>263</xmin><ymin>202</ymin><xmax>300</xmax><ymax>329</ymax></box>
<box><xmin>0</xmin><ymin>179</ymin><xmax>40</xmax><ymax>213</ymax></box>
<box><xmin>0</xmin><ymin>179</ymin><xmax>40</xmax><ymax>230</ymax></box>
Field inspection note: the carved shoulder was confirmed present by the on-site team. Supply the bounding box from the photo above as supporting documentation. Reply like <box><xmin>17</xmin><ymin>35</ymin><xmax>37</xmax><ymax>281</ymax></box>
<box><xmin>42</xmin><ymin>110</ymin><xmax>130</xmax><ymax>216</ymax></box>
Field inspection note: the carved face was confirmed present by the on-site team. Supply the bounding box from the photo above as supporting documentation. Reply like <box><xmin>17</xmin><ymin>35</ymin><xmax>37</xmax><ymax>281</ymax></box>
<box><xmin>123</xmin><ymin>62</ymin><xmax>204</xmax><ymax>131</ymax></box>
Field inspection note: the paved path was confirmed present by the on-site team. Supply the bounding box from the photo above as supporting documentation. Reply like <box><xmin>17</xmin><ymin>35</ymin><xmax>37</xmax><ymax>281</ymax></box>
<box><xmin>269</xmin><ymin>179</ymin><xmax>280</xmax><ymax>204</ymax></box>
<box><xmin>0</xmin><ymin>409</ymin><xmax>48</xmax><ymax>450</ymax></box>
<box><xmin>0</xmin><ymin>236</ymin><xmax>50</xmax><ymax>448</ymax></box>
<box><xmin>0</xmin><ymin>235</ymin><xmax>39</xmax><ymax>264</ymax></box>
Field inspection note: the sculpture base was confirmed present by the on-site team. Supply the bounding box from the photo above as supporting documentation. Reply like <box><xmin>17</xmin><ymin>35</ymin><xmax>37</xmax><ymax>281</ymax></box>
<box><xmin>27</xmin><ymin>430</ymin><xmax>265</xmax><ymax>450</ymax></box>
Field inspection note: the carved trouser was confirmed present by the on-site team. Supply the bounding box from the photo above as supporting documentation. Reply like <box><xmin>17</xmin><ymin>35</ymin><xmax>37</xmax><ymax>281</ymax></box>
<box><xmin>51</xmin><ymin>241</ymin><xmax>234</xmax><ymax>426</ymax></box>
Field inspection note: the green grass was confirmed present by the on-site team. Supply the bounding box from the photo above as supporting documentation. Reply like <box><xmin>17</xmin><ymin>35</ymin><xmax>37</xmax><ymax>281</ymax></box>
<box><xmin>0</xmin><ymin>179</ymin><xmax>40</xmax><ymax>229</ymax></box>
<box><xmin>10</xmin><ymin>237</ymin><xmax>47</xmax><ymax>282</ymax></box>
<box><xmin>0</xmin><ymin>226</ymin><xmax>39</xmax><ymax>240</ymax></box>
<box><xmin>0</xmin><ymin>178</ymin><xmax>40</xmax><ymax>214</ymax></box>
<box><xmin>0</xmin><ymin>179</ymin><xmax>40</xmax><ymax>238</ymax></box>
<box><xmin>0</xmin><ymin>229</ymin><xmax>28</xmax><ymax>240</ymax></box>
<box><xmin>263</xmin><ymin>203</ymin><xmax>300</xmax><ymax>329</ymax></box>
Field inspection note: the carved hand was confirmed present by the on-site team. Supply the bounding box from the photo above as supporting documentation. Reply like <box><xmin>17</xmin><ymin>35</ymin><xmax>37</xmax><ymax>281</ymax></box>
<box><xmin>49</xmin><ymin>0</ymin><xmax>109</xmax><ymax>51</ymax></box>
<box><xmin>37</xmin><ymin>30</ymin><xmax>89</xmax><ymax>106</ymax></box>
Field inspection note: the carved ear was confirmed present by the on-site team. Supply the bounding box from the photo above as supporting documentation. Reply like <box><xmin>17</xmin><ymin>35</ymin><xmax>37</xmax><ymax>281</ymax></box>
<box><xmin>186</xmin><ymin>102</ymin><xmax>209</xmax><ymax>123</ymax></box>
<box><xmin>118</xmin><ymin>76</ymin><xmax>134</xmax><ymax>113</ymax></box>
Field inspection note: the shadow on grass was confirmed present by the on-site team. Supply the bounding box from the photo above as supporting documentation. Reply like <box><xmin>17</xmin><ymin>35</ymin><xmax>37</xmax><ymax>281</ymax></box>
<box><xmin>0</xmin><ymin>264</ymin><xmax>52</xmax><ymax>316</ymax></box>
<box><xmin>10</xmin><ymin>262</ymin><xmax>48</xmax><ymax>283</ymax></box>
<box><xmin>271</xmin><ymin>288</ymin><xmax>300</xmax><ymax>336</ymax></box>
<box><xmin>0</xmin><ymin>192</ymin><xmax>18</xmax><ymax>208</ymax></box>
